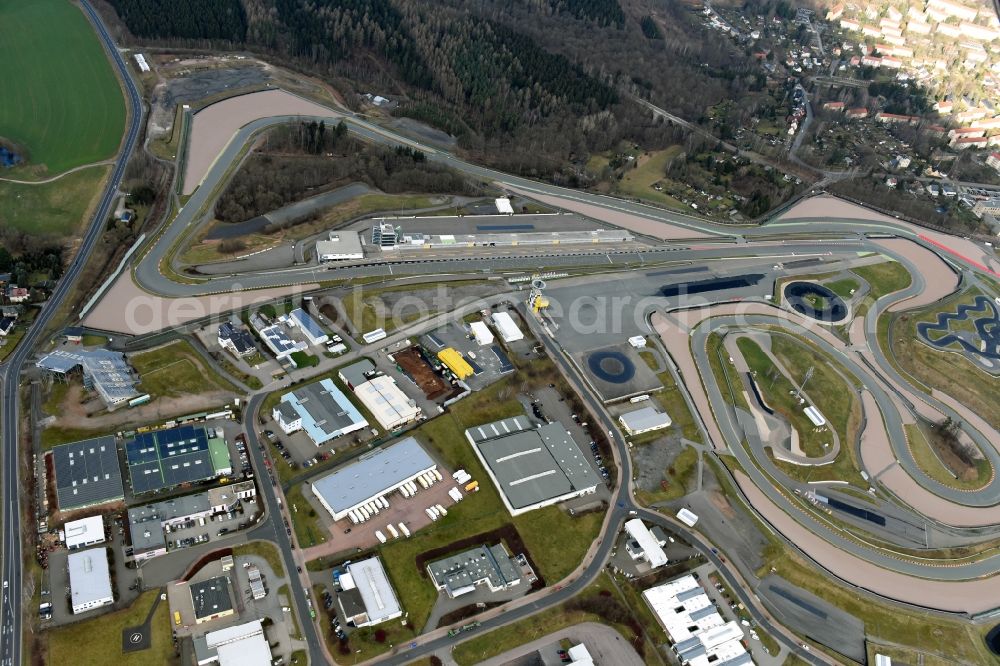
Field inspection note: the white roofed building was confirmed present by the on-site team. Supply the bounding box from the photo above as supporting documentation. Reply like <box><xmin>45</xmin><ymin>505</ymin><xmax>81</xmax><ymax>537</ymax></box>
<box><xmin>198</xmin><ymin>620</ymin><xmax>272</xmax><ymax>666</ymax></box>
<box><xmin>495</xmin><ymin>197</ymin><xmax>515</xmax><ymax>215</ymax></box>
<box><xmin>491</xmin><ymin>311</ymin><xmax>524</xmax><ymax>342</ymax></box>
<box><xmin>624</xmin><ymin>519</ymin><xmax>668</xmax><ymax>568</ymax></box>
<box><xmin>470</xmin><ymin>321</ymin><xmax>495</xmax><ymax>346</ymax></box>
<box><xmin>316</xmin><ymin>231</ymin><xmax>364</xmax><ymax>261</ymax></box>
<box><xmin>353</xmin><ymin>375</ymin><xmax>422</xmax><ymax>431</ymax></box>
<box><xmin>68</xmin><ymin>548</ymin><xmax>114</xmax><ymax>614</ymax></box>
<box><xmin>620</xmin><ymin>406</ymin><xmax>672</xmax><ymax>436</ymax></box>
<box><xmin>643</xmin><ymin>574</ymin><xmax>755</xmax><ymax>666</ymax></box>
<box><xmin>337</xmin><ymin>556</ymin><xmax>403</xmax><ymax>627</ymax></box>
<box><xmin>64</xmin><ymin>516</ymin><xmax>105</xmax><ymax>550</ymax></box>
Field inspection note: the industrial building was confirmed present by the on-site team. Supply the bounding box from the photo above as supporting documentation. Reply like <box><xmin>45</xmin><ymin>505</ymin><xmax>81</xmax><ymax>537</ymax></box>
<box><xmin>643</xmin><ymin>574</ymin><xmax>754</xmax><ymax>666</ymax></box>
<box><xmin>128</xmin><ymin>482</ymin><xmax>255</xmax><ymax>561</ymax></box>
<box><xmin>249</xmin><ymin>313</ymin><xmax>307</xmax><ymax>362</ymax></box>
<box><xmin>427</xmin><ymin>543</ymin><xmax>523</xmax><ymax>598</ymax></box>
<box><xmin>624</xmin><ymin>519</ymin><xmax>668</xmax><ymax>569</ymax></box>
<box><xmin>437</xmin><ymin>347</ymin><xmax>473</xmax><ymax>379</ymax></box>
<box><xmin>36</xmin><ymin>348</ymin><xmax>141</xmax><ymax>409</ymax></box>
<box><xmin>316</xmin><ymin>231</ymin><xmax>364</xmax><ymax>262</ymax></box>
<box><xmin>217</xmin><ymin>322</ymin><xmax>256</xmax><ymax>357</ymax></box>
<box><xmin>311</xmin><ymin>436</ymin><xmax>437</xmax><ymax>521</ymax></box>
<box><xmin>195</xmin><ymin>620</ymin><xmax>272</xmax><ymax>666</ymax></box>
<box><xmin>191</xmin><ymin>576</ymin><xmax>235</xmax><ymax>624</ymax></box>
<box><xmin>338</xmin><ymin>359</ymin><xmax>377</xmax><ymax>389</ymax></box>
<box><xmin>124</xmin><ymin>425</ymin><xmax>232</xmax><ymax>494</ymax></box>
<box><xmin>466</xmin><ymin>416</ymin><xmax>599</xmax><ymax>516</ymax></box>
<box><xmin>272</xmin><ymin>378</ymin><xmax>368</xmax><ymax>445</ymax></box>
<box><xmin>64</xmin><ymin>516</ymin><xmax>106</xmax><ymax>550</ymax></box>
<box><xmin>289</xmin><ymin>308</ymin><xmax>329</xmax><ymax>346</ymax></box>
<box><xmin>353</xmin><ymin>375</ymin><xmax>422</xmax><ymax>431</ymax></box>
<box><xmin>68</xmin><ymin>548</ymin><xmax>114</xmax><ymax>614</ymax></box>
<box><xmin>490</xmin><ymin>311</ymin><xmax>524</xmax><ymax>342</ymax></box>
<box><xmin>50</xmin><ymin>436</ymin><xmax>125</xmax><ymax>511</ymax></box>
<box><xmin>337</xmin><ymin>557</ymin><xmax>403</xmax><ymax>627</ymax></box>
<box><xmin>619</xmin><ymin>406</ymin><xmax>672</xmax><ymax>436</ymax></box>
<box><xmin>470</xmin><ymin>321</ymin><xmax>494</xmax><ymax>346</ymax></box>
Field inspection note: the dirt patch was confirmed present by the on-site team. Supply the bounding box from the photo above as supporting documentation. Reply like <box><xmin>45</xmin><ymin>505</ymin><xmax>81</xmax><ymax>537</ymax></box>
<box><xmin>631</xmin><ymin>434</ymin><xmax>683</xmax><ymax>493</ymax></box>
<box><xmin>392</xmin><ymin>347</ymin><xmax>454</xmax><ymax>400</ymax></box>
<box><xmin>43</xmin><ymin>378</ymin><xmax>231</xmax><ymax>433</ymax></box>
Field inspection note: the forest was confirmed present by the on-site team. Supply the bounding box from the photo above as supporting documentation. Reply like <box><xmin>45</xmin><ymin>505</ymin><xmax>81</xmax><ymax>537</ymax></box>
<box><xmin>107</xmin><ymin>0</ymin><xmax>247</xmax><ymax>42</ymax></box>
<box><xmin>107</xmin><ymin>0</ymin><xmax>751</xmax><ymax>181</ymax></box>
<box><xmin>214</xmin><ymin>121</ymin><xmax>480</xmax><ymax>223</ymax></box>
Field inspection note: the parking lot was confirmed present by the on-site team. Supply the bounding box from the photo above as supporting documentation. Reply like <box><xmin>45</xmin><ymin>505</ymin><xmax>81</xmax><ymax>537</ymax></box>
<box><xmin>162</xmin><ymin>500</ymin><xmax>260</xmax><ymax>553</ymax></box>
<box><xmin>299</xmin><ymin>469</ymin><xmax>462</xmax><ymax>557</ymax></box>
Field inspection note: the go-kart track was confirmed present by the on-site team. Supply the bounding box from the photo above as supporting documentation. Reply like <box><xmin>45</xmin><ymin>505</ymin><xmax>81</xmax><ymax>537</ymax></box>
<box><xmin>76</xmin><ymin>86</ymin><xmax>1000</xmax><ymax>637</ymax></box>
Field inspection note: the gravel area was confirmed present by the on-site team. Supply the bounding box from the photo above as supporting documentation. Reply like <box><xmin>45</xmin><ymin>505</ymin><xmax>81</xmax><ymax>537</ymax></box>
<box><xmin>183</xmin><ymin>89</ymin><xmax>336</xmax><ymax>194</ymax></box>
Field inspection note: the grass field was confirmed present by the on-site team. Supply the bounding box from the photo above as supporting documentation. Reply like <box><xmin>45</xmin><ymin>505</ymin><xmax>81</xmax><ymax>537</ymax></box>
<box><xmin>616</xmin><ymin>147</ymin><xmax>687</xmax><ymax>209</ymax></box>
<box><xmin>44</xmin><ymin>590</ymin><xmax>176</xmax><ymax>666</ymax></box>
<box><xmin>0</xmin><ymin>0</ymin><xmax>125</xmax><ymax>176</ymax></box>
<box><xmin>0</xmin><ymin>166</ymin><xmax>109</xmax><ymax>235</ymax></box>
<box><xmin>905</xmin><ymin>423</ymin><xmax>992</xmax><ymax>490</ymax></box>
<box><xmin>891</xmin><ymin>290</ymin><xmax>1000</xmax><ymax>431</ymax></box>
<box><xmin>130</xmin><ymin>340</ymin><xmax>240</xmax><ymax>398</ymax></box>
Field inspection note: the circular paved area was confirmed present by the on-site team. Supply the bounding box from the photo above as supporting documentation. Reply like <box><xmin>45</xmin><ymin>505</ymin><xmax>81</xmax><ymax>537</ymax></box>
<box><xmin>784</xmin><ymin>281</ymin><xmax>848</xmax><ymax>323</ymax></box>
<box><xmin>586</xmin><ymin>350</ymin><xmax>635</xmax><ymax>384</ymax></box>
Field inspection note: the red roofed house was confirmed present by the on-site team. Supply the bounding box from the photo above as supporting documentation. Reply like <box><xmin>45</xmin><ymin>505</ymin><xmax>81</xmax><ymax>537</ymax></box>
<box><xmin>952</xmin><ymin>136</ymin><xmax>988</xmax><ymax>149</ymax></box>
<box><xmin>6</xmin><ymin>286</ymin><xmax>28</xmax><ymax>304</ymax></box>
<box><xmin>987</xmin><ymin>152</ymin><xmax>1000</xmax><ymax>171</ymax></box>
<box><xmin>846</xmin><ymin>107</ymin><xmax>868</xmax><ymax>119</ymax></box>
<box><xmin>823</xmin><ymin>101</ymin><xmax>845</xmax><ymax>111</ymax></box>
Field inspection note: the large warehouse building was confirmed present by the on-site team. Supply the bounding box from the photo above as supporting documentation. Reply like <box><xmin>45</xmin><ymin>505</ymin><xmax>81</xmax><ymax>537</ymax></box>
<box><xmin>51</xmin><ymin>436</ymin><xmax>125</xmax><ymax>511</ymax></box>
<box><xmin>124</xmin><ymin>425</ymin><xmax>232</xmax><ymax>495</ymax></box>
<box><xmin>353</xmin><ymin>375</ymin><xmax>421</xmax><ymax>431</ymax></box>
<box><xmin>465</xmin><ymin>416</ymin><xmax>599</xmax><ymax>516</ymax></box>
<box><xmin>643</xmin><ymin>574</ymin><xmax>754</xmax><ymax>666</ymax></box>
<box><xmin>273</xmin><ymin>378</ymin><xmax>368</xmax><ymax>445</ymax></box>
<box><xmin>311</xmin><ymin>437</ymin><xmax>437</xmax><ymax>521</ymax></box>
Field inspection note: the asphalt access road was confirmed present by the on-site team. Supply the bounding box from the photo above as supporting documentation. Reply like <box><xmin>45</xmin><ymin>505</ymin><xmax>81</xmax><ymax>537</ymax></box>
<box><xmin>0</xmin><ymin>3</ymin><xmax>143</xmax><ymax>666</ymax></box>
<box><xmin>242</xmin><ymin>396</ymin><xmax>327</xmax><ymax>665</ymax></box>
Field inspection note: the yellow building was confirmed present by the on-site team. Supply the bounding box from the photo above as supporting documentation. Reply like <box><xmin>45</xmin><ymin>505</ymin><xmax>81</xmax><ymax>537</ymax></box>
<box><xmin>438</xmin><ymin>348</ymin><xmax>473</xmax><ymax>379</ymax></box>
